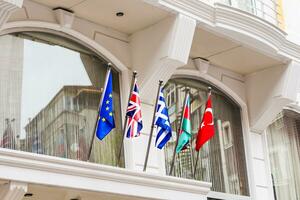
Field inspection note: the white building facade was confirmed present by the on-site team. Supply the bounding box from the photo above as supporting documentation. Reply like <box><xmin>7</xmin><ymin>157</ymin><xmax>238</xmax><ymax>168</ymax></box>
<box><xmin>0</xmin><ymin>0</ymin><xmax>299</xmax><ymax>200</ymax></box>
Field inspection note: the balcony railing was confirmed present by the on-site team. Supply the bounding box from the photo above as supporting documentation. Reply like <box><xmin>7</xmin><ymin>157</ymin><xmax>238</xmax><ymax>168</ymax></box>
<box><xmin>211</xmin><ymin>0</ymin><xmax>284</xmax><ymax>28</ymax></box>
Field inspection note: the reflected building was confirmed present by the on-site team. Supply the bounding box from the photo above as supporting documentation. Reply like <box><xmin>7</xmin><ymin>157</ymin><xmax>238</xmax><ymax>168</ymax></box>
<box><xmin>24</xmin><ymin>86</ymin><xmax>101</xmax><ymax>161</ymax></box>
<box><xmin>0</xmin><ymin>35</ymin><xmax>23</xmax><ymax>149</ymax></box>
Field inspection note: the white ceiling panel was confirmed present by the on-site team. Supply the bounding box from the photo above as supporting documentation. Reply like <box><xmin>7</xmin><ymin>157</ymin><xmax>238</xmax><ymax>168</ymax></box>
<box><xmin>32</xmin><ymin>0</ymin><xmax>169</xmax><ymax>34</ymax></box>
<box><xmin>191</xmin><ymin>27</ymin><xmax>283</xmax><ymax>74</ymax></box>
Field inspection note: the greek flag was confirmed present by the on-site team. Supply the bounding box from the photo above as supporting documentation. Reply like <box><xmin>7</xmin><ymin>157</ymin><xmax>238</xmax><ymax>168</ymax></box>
<box><xmin>155</xmin><ymin>87</ymin><xmax>172</xmax><ymax>149</ymax></box>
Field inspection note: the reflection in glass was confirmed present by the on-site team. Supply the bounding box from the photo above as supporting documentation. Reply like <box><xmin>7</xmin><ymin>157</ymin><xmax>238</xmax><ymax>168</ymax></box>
<box><xmin>164</xmin><ymin>78</ymin><xmax>249</xmax><ymax>196</ymax></box>
<box><xmin>266</xmin><ymin>111</ymin><xmax>300</xmax><ymax>200</ymax></box>
<box><xmin>0</xmin><ymin>32</ymin><xmax>123</xmax><ymax>167</ymax></box>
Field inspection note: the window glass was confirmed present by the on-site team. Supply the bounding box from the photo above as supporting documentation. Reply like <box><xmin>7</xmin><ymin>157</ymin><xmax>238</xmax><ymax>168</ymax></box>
<box><xmin>266</xmin><ymin>110</ymin><xmax>300</xmax><ymax>200</ymax></box>
<box><xmin>0</xmin><ymin>32</ymin><xmax>124</xmax><ymax>167</ymax></box>
<box><xmin>164</xmin><ymin>78</ymin><xmax>249</xmax><ymax>196</ymax></box>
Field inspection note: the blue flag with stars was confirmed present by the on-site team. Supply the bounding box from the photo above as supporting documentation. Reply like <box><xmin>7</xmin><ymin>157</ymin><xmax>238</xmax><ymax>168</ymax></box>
<box><xmin>96</xmin><ymin>68</ymin><xmax>115</xmax><ymax>140</ymax></box>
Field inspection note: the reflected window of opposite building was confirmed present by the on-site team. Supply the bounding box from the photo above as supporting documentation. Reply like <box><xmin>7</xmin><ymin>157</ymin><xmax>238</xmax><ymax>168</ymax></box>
<box><xmin>266</xmin><ymin>110</ymin><xmax>300</xmax><ymax>200</ymax></box>
<box><xmin>164</xmin><ymin>78</ymin><xmax>249</xmax><ymax>197</ymax></box>
<box><xmin>0</xmin><ymin>32</ymin><xmax>124</xmax><ymax>167</ymax></box>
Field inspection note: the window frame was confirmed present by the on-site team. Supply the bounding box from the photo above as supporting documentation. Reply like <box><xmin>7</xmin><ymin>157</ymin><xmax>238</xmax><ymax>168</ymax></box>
<box><xmin>0</xmin><ymin>30</ymin><xmax>125</xmax><ymax>167</ymax></box>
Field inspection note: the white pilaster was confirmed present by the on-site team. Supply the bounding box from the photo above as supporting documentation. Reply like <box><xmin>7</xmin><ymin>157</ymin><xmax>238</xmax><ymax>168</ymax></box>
<box><xmin>249</xmin><ymin>131</ymin><xmax>275</xmax><ymax>200</ymax></box>
<box><xmin>129</xmin><ymin>13</ymin><xmax>196</xmax><ymax>173</ymax></box>
<box><xmin>0</xmin><ymin>0</ymin><xmax>23</xmax><ymax>28</ymax></box>
<box><xmin>0</xmin><ymin>181</ymin><xmax>28</xmax><ymax>200</ymax></box>
<box><xmin>130</xmin><ymin>13</ymin><xmax>196</xmax><ymax>103</ymax></box>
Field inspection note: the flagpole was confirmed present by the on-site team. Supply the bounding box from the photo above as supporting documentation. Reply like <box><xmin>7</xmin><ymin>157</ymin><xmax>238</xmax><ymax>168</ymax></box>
<box><xmin>143</xmin><ymin>80</ymin><xmax>163</xmax><ymax>172</ymax></box>
<box><xmin>87</xmin><ymin>63</ymin><xmax>112</xmax><ymax>161</ymax></box>
<box><xmin>193</xmin><ymin>86</ymin><xmax>212</xmax><ymax>178</ymax></box>
<box><xmin>117</xmin><ymin>71</ymin><xmax>137</xmax><ymax>167</ymax></box>
<box><xmin>189</xmin><ymin>137</ymin><xmax>195</xmax><ymax>176</ymax></box>
<box><xmin>169</xmin><ymin>87</ymin><xmax>190</xmax><ymax>176</ymax></box>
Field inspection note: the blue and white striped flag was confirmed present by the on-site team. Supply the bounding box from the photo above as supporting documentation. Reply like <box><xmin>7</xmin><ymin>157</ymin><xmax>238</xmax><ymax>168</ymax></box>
<box><xmin>155</xmin><ymin>87</ymin><xmax>172</xmax><ymax>149</ymax></box>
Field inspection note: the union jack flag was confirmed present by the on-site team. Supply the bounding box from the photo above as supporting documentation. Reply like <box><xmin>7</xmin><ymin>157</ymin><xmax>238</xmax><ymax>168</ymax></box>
<box><xmin>126</xmin><ymin>79</ymin><xmax>143</xmax><ymax>138</ymax></box>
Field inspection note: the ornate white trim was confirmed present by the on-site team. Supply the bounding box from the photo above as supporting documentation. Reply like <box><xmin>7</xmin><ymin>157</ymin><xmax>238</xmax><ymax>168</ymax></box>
<box><xmin>0</xmin><ymin>148</ymin><xmax>211</xmax><ymax>199</ymax></box>
<box><xmin>0</xmin><ymin>21</ymin><xmax>128</xmax><ymax>72</ymax></box>
<box><xmin>146</xmin><ymin>0</ymin><xmax>300</xmax><ymax>62</ymax></box>
<box><xmin>54</xmin><ymin>8</ymin><xmax>75</xmax><ymax>29</ymax></box>
<box><xmin>0</xmin><ymin>181</ymin><xmax>28</xmax><ymax>200</ymax></box>
<box><xmin>0</xmin><ymin>0</ymin><xmax>23</xmax><ymax>28</ymax></box>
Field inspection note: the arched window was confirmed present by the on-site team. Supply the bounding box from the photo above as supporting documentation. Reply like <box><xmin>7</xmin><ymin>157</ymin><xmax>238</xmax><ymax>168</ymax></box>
<box><xmin>0</xmin><ymin>32</ymin><xmax>124</xmax><ymax>166</ymax></box>
<box><xmin>164</xmin><ymin>78</ymin><xmax>249</xmax><ymax>196</ymax></box>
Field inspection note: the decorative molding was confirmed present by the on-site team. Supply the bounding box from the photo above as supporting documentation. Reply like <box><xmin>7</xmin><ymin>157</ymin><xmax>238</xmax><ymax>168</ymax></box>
<box><xmin>0</xmin><ymin>148</ymin><xmax>211</xmax><ymax>200</ymax></box>
<box><xmin>137</xmin><ymin>14</ymin><xmax>196</xmax><ymax>103</ymax></box>
<box><xmin>53</xmin><ymin>8</ymin><xmax>75</xmax><ymax>29</ymax></box>
<box><xmin>1</xmin><ymin>0</ymin><xmax>23</xmax><ymax>7</ymax></box>
<box><xmin>146</xmin><ymin>0</ymin><xmax>300</xmax><ymax>63</ymax></box>
<box><xmin>193</xmin><ymin>57</ymin><xmax>210</xmax><ymax>74</ymax></box>
<box><xmin>0</xmin><ymin>0</ymin><xmax>23</xmax><ymax>28</ymax></box>
<box><xmin>0</xmin><ymin>21</ymin><xmax>128</xmax><ymax>71</ymax></box>
<box><xmin>0</xmin><ymin>181</ymin><xmax>28</xmax><ymax>200</ymax></box>
<box><xmin>172</xmin><ymin>68</ymin><xmax>247</xmax><ymax>109</ymax></box>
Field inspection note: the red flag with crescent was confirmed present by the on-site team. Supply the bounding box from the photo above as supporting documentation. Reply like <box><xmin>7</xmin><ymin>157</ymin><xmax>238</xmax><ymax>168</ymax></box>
<box><xmin>195</xmin><ymin>93</ymin><xmax>214</xmax><ymax>151</ymax></box>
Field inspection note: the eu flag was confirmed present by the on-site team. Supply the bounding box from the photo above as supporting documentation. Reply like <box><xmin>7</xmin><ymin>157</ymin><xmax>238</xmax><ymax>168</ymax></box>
<box><xmin>96</xmin><ymin>68</ymin><xmax>115</xmax><ymax>140</ymax></box>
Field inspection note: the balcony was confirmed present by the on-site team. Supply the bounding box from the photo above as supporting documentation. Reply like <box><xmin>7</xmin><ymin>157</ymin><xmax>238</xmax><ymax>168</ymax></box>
<box><xmin>209</xmin><ymin>0</ymin><xmax>284</xmax><ymax>28</ymax></box>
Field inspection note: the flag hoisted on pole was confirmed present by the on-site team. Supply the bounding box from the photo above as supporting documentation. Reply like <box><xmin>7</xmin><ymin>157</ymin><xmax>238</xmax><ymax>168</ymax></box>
<box><xmin>169</xmin><ymin>88</ymin><xmax>190</xmax><ymax>175</ymax></box>
<box><xmin>96</xmin><ymin>68</ymin><xmax>115</xmax><ymax>140</ymax></box>
<box><xmin>176</xmin><ymin>92</ymin><xmax>192</xmax><ymax>153</ymax></box>
<box><xmin>125</xmin><ymin>78</ymin><xmax>143</xmax><ymax>138</ymax></box>
<box><xmin>154</xmin><ymin>87</ymin><xmax>172</xmax><ymax>149</ymax></box>
<box><xmin>87</xmin><ymin>64</ymin><xmax>115</xmax><ymax>161</ymax></box>
<box><xmin>195</xmin><ymin>88</ymin><xmax>214</xmax><ymax>151</ymax></box>
<box><xmin>117</xmin><ymin>71</ymin><xmax>138</xmax><ymax>167</ymax></box>
<box><xmin>143</xmin><ymin>81</ymin><xmax>172</xmax><ymax>171</ymax></box>
<box><xmin>194</xmin><ymin>87</ymin><xmax>214</xmax><ymax>177</ymax></box>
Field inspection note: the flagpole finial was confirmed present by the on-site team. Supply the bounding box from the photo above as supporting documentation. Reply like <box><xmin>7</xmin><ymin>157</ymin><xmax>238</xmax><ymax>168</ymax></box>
<box><xmin>107</xmin><ymin>62</ymin><xmax>112</xmax><ymax>67</ymax></box>
<box><xmin>159</xmin><ymin>80</ymin><xmax>163</xmax><ymax>85</ymax></box>
<box><xmin>133</xmin><ymin>71</ymin><xmax>137</xmax><ymax>77</ymax></box>
<box><xmin>208</xmin><ymin>87</ymin><xmax>212</xmax><ymax>95</ymax></box>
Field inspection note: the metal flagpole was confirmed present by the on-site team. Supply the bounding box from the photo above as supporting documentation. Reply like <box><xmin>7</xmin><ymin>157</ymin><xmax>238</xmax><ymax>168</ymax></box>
<box><xmin>143</xmin><ymin>80</ymin><xmax>163</xmax><ymax>172</ymax></box>
<box><xmin>193</xmin><ymin>86</ymin><xmax>212</xmax><ymax>178</ymax></box>
<box><xmin>87</xmin><ymin>63</ymin><xmax>112</xmax><ymax>161</ymax></box>
<box><xmin>117</xmin><ymin>71</ymin><xmax>137</xmax><ymax>167</ymax></box>
<box><xmin>169</xmin><ymin>88</ymin><xmax>190</xmax><ymax>176</ymax></box>
<box><xmin>189</xmin><ymin>137</ymin><xmax>195</xmax><ymax>177</ymax></box>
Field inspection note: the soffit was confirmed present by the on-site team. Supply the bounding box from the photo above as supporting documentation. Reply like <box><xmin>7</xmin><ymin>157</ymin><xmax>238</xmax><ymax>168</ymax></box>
<box><xmin>31</xmin><ymin>0</ymin><xmax>170</xmax><ymax>34</ymax></box>
<box><xmin>191</xmin><ymin>28</ymin><xmax>283</xmax><ymax>75</ymax></box>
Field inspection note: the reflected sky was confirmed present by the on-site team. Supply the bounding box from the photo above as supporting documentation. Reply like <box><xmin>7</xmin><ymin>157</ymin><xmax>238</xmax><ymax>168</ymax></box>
<box><xmin>20</xmin><ymin>39</ymin><xmax>91</xmax><ymax>137</ymax></box>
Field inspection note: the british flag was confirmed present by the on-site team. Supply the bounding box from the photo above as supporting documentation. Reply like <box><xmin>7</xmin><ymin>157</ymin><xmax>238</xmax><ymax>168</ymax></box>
<box><xmin>126</xmin><ymin>79</ymin><xmax>143</xmax><ymax>138</ymax></box>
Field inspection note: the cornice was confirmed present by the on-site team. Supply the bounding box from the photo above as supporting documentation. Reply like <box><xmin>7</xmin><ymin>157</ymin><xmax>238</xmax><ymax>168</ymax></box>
<box><xmin>0</xmin><ymin>148</ymin><xmax>211</xmax><ymax>199</ymax></box>
<box><xmin>146</xmin><ymin>0</ymin><xmax>300</xmax><ymax>62</ymax></box>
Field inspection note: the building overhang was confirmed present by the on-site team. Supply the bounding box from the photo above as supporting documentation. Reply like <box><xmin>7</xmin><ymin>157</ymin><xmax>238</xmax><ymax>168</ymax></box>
<box><xmin>147</xmin><ymin>0</ymin><xmax>300</xmax><ymax>65</ymax></box>
<box><xmin>0</xmin><ymin>148</ymin><xmax>211</xmax><ymax>200</ymax></box>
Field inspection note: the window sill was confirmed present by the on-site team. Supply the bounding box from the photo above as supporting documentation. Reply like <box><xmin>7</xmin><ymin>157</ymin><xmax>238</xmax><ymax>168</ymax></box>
<box><xmin>0</xmin><ymin>148</ymin><xmax>211</xmax><ymax>199</ymax></box>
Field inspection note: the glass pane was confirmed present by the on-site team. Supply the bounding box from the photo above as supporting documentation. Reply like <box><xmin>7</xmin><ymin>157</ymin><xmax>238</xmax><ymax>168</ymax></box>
<box><xmin>266</xmin><ymin>111</ymin><xmax>300</xmax><ymax>200</ymax></box>
<box><xmin>0</xmin><ymin>32</ymin><xmax>124</xmax><ymax>167</ymax></box>
<box><xmin>164</xmin><ymin>78</ymin><xmax>249</xmax><ymax>196</ymax></box>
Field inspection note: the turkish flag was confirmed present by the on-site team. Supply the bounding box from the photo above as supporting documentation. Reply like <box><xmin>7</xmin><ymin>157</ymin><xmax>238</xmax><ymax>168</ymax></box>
<box><xmin>195</xmin><ymin>94</ymin><xmax>215</xmax><ymax>151</ymax></box>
